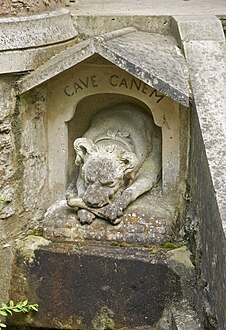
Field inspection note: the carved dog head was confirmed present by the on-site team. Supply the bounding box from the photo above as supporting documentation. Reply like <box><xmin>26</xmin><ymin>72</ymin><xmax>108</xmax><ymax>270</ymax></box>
<box><xmin>74</xmin><ymin>137</ymin><xmax>138</xmax><ymax>207</ymax></box>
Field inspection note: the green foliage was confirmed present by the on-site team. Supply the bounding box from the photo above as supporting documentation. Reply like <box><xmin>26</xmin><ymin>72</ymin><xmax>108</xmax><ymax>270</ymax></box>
<box><xmin>0</xmin><ymin>198</ymin><xmax>5</xmax><ymax>203</ymax></box>
<box><xmin>0</xmin><ymin>300</ymin><xmax>38</xmax><ymax>329</ymax></box>
<box><xmin>163</xmin><ymin>242</ymin><xmax>182</xmax><ymax>249</ymax></box>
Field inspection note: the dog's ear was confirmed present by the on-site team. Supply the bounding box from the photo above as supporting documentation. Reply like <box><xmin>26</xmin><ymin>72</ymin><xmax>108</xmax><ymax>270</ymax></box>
<box><xmin>74</xmin><ymin>138</ymin><xmax>97</xmax><ymax>165</ymax></box>
<box><xmin>120</xmin><ymin>151</ymin><xmax>138</xmax><ymax>177</ymax></box>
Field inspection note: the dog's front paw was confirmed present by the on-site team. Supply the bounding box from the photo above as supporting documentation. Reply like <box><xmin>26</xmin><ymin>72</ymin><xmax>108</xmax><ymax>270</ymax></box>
<box><xmin>77</xmin><ymin>209</ymin><xmax>96</xmax><ymax>225</ymax></box>
<box><xmin>102</xmin><ymin>202</ymin><xmax>124</xmax><ymax>223</ymax></box>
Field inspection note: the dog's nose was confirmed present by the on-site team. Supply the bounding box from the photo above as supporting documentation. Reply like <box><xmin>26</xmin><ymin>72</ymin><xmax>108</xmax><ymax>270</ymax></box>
<box><xmin>83</xmin><ymin>182</ymin><xmax>111</xmax><ymax>208</ymax></box>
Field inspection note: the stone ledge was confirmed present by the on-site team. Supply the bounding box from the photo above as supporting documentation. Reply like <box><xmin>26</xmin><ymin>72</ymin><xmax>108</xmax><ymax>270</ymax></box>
<box><xmin>43</xmin><ymin>196</ymin><xmax>173</xmax><ymax>246</ymax></box>
<box><xmin>9</xmin><ymin>238</ymin><xmax>183</xmax><ymax>329</ymax></box>
<box><xmin>0</xmin><ymin>9</ymin><xmax>77</xmax><ymax>50</ymax></box>
<box><xmin>0</xmin><ymin>9</ymin><xmax>78</xmax><ymax>74</ymax></box>
<box><xmin>0</xmin><ymin>38</ymin><xmax>78</xmax><ymax>74</ymax></box>
<box><xmin>172</xmin><ymin>16</ymin><xmax>225</xmax><ymax>43</ymax></box>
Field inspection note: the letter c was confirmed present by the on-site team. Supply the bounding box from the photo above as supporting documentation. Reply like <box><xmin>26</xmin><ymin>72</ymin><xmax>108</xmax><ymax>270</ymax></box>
<box><xmin>109</xmin><ymin>74</ymin><xmax>119</xmax><ymax>87</ymax></box>
<box><xmin>64</xmin><ymin>85</ymin><xmax>74</xmax><ymax>96</ymax></box>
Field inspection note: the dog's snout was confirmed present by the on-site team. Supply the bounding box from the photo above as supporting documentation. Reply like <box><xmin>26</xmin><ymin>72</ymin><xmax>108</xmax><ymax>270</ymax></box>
<box><xmin>83</xmin><ymin>182</ymin><xmax>112</xmax><ymax>208</ymax></box>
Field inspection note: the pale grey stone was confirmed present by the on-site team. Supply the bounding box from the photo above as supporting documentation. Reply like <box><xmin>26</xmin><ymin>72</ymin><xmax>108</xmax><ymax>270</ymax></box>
<box><xmin>66</xmin><ymin>104</ymin><xmax>161</xmax><ymax>225</ymax></box>
<box><xmin>167</xmin><ymin>247</ymin><xmax>197</xmax><ymax>308</ymax></box>
<box><xmin>73</xmin><ymin>15</ymin><xmax>171</xmax><ymax>37</ymax></box>
<box><xmin>17</xmin><ymin>28</ymin><xmax>189</xmax><ymax>106</ymax></box>
<box><xmin>0</xmin><ymin>38</ymin><xmax>78</xmax><ymax>74</ymax></box>
<box><xmin>172</xmin><ymin>304</ymin><xmax>202</xmax><ymax>330</ymax></box>
<box><xmin>172</xmin><ymin>16</ymin><xmax>224</xmax><ymax>43</ymax></box>
<box><xmin>0</xmin><ymin>10</ymin><xmax>225</xmax><ymax>330</ymax></box>
<box><xmin>22</xmin><ymin>157</ymin><xmax>47</xmax><ymax>211</ymax></box>
<box><xmin>20</xmin><ymin>88</ymin><xmax>48</xmax><ymax>212</ymax></box>
<box><xmin>172</xmin><ymin>16</ymin><xmax>226</xmax><ymax>233</ymax></box>
<box><xmin>16</xmin><ymin>39</ymin><xmax>92</xmax><ymax>93</ymax></box>
<box><xmin>0</xmin><ymin>120</ymin><xmax>14</xmax><ymax>184</ymax></box>
<box><xmin>0</xmin><ymin>9</ymin><xmax>77</xmax><ymax>50</ymax></box>
<box><xmin>154</xmin><ymin>301</ymin><xmax>202</xmax><ymax>330</ymax></box>
<box><xmin>0</xmin><ymin>245</ymin><xmax>13</xmax><ymax>303</ymax></box>
<box><xmin>69</xmin><ymin>0</ymin><xmax>226</xmax><ymax>16</ymax></box>
<box><xmin>15</xmin><ymin>235</ymin><xmax>50</xmax><ymax>265</ymax></box>
<box><xmin>0</xmin><ymin>78</ymin><xmax>16</xmax><ymax>221</ymax></box>
<box><xmin>0</xmin><ymin>186</ymin><xmax>16</xmax><ymax>219</ymax></box>
<box><xmin>0</xmin><ymin>9</ymin><xmax>78</xmax><ymax>73</ymax></box>
<box><xmin>0</xmin><ymin>77</ymin><xmax>15</xmax><ymax>121</ymax></box>
<box><xmin>173</xmin><ymin>15</ymin><xmax>226</xmax><ymax>330</ymax></box>
<box><xmin>95</xmin><ymin>31</ymin><xmax>189</xmax><ymax>106</ymax></box>
<box><xmin>43</xmin><ymin>195</ymin><xmax>173</xmax><ymax>246</ymax></box>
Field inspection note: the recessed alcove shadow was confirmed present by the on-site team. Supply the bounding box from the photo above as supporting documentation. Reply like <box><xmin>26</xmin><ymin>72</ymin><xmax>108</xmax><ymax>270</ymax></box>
<box><xmin>67</xmin><ymin>93</ymin><xmax>162</xmax><ymax>185</ymax></box>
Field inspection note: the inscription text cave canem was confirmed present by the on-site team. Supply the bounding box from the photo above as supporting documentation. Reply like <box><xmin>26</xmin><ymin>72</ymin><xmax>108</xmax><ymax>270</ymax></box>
<box><xmin>64</xmin><ymin>74</ymin><xmax>164</xmax><ymax>103</ymax></box>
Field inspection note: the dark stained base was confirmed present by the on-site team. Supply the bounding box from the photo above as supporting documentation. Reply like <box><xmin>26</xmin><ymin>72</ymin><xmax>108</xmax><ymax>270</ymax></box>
<box><xmin>9</xmin><ymin>240</ymin><xmax>182</xmax><ymax>330</ymax></box>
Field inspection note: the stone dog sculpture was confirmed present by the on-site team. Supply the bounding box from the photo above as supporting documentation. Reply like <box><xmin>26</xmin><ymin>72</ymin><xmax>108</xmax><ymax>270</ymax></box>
<box><xmin>66</xmin><ymin>103</ymin><xmax>161</xmax><ymax>225</ymax></box>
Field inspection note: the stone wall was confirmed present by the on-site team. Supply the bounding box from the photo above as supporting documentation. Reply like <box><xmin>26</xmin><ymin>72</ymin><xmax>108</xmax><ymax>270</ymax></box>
<box><xmin>19</xmin><ymin>88</ymin><xmax>50</xmax><ymax>228</ymax></box>
<box><xmin>172</xmin><ymin>16</ymin><xmax>226</xmax><ymax>329</ymax></box>
<box><xmin>0</xmin><ymin>82</ymin><xmax>49</xmax><ymax>242</ymax></box>
<box><xmin>0</xmin><ymin>8</ymin><xmax>78</xmax><ymax>240</ymax></box>
<box><xmin>0</xmin><ymin>8</ymin><xmax>225</xmax><ymax>330</ymax></box>
<box><xmin>0</xmin><ymin>77</ymin><xmax>17</xmax><ymax>304</ymax></box>
<box><xmin>189</xmin><ymin>104</ymin><xmax>226</xmax><ymax>329</ymax></box>
<box><xmin>0</xmin><ymin>9</ymin><xmax>78</xmax><ymax>306</ymax></box>
<box><xmin>0</xmin><ymin>77</ymin><xmax>17</xmax><ymax>241</ymax></box>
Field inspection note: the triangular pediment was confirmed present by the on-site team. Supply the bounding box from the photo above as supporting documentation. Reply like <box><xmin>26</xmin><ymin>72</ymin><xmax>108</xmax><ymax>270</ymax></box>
<box><xmin>16</xmin><ymin>27</ymin><xmax>189</xmax><ymax>106</ymax></box>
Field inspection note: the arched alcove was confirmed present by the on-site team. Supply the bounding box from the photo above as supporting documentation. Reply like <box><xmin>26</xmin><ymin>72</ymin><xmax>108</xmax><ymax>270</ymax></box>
<box><xmin>67</xmin><ymin>93</ymin><xmax>162</xmax><ymax>184</ymax></box>
<box><xmin>45</xmin><ymin>55</ymin><xmax>185</xmax><ymax>201</ymax></box>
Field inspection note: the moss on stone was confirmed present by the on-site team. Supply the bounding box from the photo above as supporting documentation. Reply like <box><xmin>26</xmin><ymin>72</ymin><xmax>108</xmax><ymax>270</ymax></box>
<box><xmin>92</xmin><ymin>307</ymin><xmax>116</xmax><ymax>330</ymax></box>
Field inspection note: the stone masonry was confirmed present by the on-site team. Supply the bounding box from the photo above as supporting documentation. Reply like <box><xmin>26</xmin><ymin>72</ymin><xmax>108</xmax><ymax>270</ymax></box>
<box><xmin>0</xmin><ymin>2</ymin><xmax>226</xmax><ymax>329</ymax></box>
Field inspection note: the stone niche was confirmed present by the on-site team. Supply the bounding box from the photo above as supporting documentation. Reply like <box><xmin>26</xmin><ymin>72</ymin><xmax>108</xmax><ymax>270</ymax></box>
<box><xmin>17</xmin><ymin>54</ymin><xmax>189</xmax><ymax>246</ymax></box>
<box><xmin>10</xmin><ymin>34</ymin><xmax>195</xmax><ymax>330</ymax></box>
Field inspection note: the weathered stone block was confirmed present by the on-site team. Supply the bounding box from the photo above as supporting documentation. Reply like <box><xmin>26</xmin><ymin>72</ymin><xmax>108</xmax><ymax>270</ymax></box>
<box><xmin>19</xmin><ymin>88</ymin><xmax>49</xmax><ymax>214</ymax></box>
<box><xmin>0</xmin><ymin>77</ymin><xmax>15</xmax><ymax>121</ymax></box>
<box><xmin>0</xmin><ymin>127</ymin><xmax>14</xmax><ymax>183</ymax></box>
<box><xmin>0</xmin><ymin>9</ymin><xmax>78</xmax><ymax>73</ymax></box>
<box><xmin>9</xmin><ymin>237</ymin><xmax>185</xmax><ymax>330</ymax></box>
<box><xmin>172</xmin><ymin>16</ymin><xmax>226</xmax><ymax>329</ymax></box>
<box><xmin>43</xmin><ymin>199</ymin><xmax>173</xmax><ymax>246</ymax></box>
<box><xmin>172</xmin><ymin>16</ymin><xmax>225</xmax><ymax>43</ymax></box>
<box><xmin>0</xmin><ymin>186</ymin><xmax>16</xmax><ymax>219</ymax></box>
<box><xmin>0</xmin><ymin>9</ymin><xmax>76</xmax><ymax>50</ymax></box>
<box><xmin>0</xmin><ymin>245</ymin><xmax>13</xmax><ymax>303</ymax></box>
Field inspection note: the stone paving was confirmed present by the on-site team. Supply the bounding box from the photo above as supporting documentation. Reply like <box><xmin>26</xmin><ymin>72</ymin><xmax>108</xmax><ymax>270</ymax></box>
<box><xmin>70</xmin><ymin>0</ymin><xmax>226</xmax><ymax>16</ymax></box>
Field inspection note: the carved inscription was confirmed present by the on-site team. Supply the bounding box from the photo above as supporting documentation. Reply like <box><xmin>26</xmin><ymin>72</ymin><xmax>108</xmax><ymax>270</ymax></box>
<box><xmin>64</xmin><ymin>75</ymin><xmax>98</xmax><ymax>96</ymax></box>
<box><xmin>64</xmin><ymin>74</ymin><xmax>164</xmax><ymax>103</ymax></box>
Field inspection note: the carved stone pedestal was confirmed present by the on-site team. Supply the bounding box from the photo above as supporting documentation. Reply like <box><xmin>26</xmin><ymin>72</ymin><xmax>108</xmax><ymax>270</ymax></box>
<box><xmin>8</xmin><ymin>236</ymin><xmax>201</xmax><ymax>330</ymax></box>
<box><xmin>11</xmin><ymin>236</ymin><xmax>195</xmax><ymax>330</ymax></box>
<box><xmin>43</xmin><ymin>190</ymin><xmax>173</xmax><ymax>247</ymax></box>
